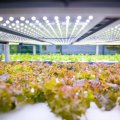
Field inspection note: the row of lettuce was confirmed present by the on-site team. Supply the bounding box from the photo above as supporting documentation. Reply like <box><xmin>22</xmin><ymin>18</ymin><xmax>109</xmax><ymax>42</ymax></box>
<box><xmin>0</xmin><ymin>62</ymin><xmax>120</xmax><ymax>120</ymax></box>
<box><xmin>1</xmin><ymin>54</ymin><xmax>120</xmax><ymax>62</ymax></box>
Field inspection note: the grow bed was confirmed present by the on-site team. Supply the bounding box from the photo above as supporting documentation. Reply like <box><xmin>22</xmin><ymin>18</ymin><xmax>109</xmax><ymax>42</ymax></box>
<box><xmin>2</xmin><ymin>54</ymin><xmax>120</xmax><ymax>62</ymax></box>
<box><xmin>10</xmin><ymin>60</ymin><xmax>119</xmax><ymax>65</ymax></box>
<box><xmin>0</xmin><ymin>62</ymin><xmax>120</xmax><ymax>120</ymax></box>
<box><xmin>0</xmin><ymin>102</ymin><xmax>120</xmax><ymax>120</ymax></box>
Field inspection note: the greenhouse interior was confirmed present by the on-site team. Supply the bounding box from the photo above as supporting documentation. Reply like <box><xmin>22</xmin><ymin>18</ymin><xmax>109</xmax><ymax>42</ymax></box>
<box><xmin>0</xmin><ymin>0</ymin><xmax>120</xmax><ymax>120</ymax></box>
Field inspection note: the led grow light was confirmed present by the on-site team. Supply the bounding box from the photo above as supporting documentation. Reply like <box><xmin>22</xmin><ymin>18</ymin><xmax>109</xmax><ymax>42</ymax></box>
<box><xmin>9</xmin><ymin>17</ymin><xmax>14</xmax><ymax>21</ymax></box>
<box><xmin>75</xmin><ymin>21</ymin><xmax>120</xmax><ymax>45</ymax></box>
<box><xmin>20</xmin><ymin>17</ymin><xmax>25</xmax><ymax>21</ymax></box>
<box><xmin>0</xmin><ymin>31</ymin><xmax>50</xmax><ymax>45</ymax></box>
<box><xmin>0</xmin><ymin>15</ymin><xmax>94</xmax><ymax>44</ymax></box>
<box><xmin>31</xmin><ymin>16</ymin><xmax>36</xmax><ymax>21</ymax></box>
<box><xmin>0</xmin><ymin>17</ymin><xmax>3</xmax><ymax>21</ymax></box>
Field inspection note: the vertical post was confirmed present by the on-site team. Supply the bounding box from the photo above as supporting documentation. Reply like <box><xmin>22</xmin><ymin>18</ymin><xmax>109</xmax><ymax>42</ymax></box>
<box><xmin>18</xmin><ymin>43</ymin><xmax>22</xmax><ymax>53</ymax></box>
<box><xmin>96</xmin><ymin>45</ymin><xmax>99</xmax><ymax>55</ymax></box>
<box><xmin>60</xmin><ymin>45</ymin><xmax>62</xmax><ymax>54</ymax></box>
<box><xmin>33</xmin><ymin>45</ymin><xmax>36</xmax><ymax>55</ymax></box>
<box><xmin>4</xmin><ymin>42</ymin><xmax>10</xmax><ymax>62</ymax></box>
<box><xmin>39</xmin><ymin>45</ymin><xmax>42</xmax><ymax>54</ymax></box>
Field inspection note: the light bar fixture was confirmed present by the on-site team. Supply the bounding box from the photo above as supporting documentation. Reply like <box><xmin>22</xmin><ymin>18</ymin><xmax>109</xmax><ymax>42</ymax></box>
<box><xmin>0</xmin><ymin>15</ymin><xmax>94</xmax><ymax>44</ymax></box>
<box><xmin>77</xmin><ymin>23</ymin><xmax>120</xmax><ymax>44</ymax></box>
<box><xmin>0</xmin><ymin>31</ymin><xmax>43</xmax><ymax>44</ymax></box>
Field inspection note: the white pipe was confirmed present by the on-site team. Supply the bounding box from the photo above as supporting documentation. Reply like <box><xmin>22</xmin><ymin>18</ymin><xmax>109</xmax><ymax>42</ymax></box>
<box><xmin>96</xmin><ymin>45</ymin><xmax>99</xmax><ymax>55</ymax></box>
<box><xmin>40</xmin><ymin>45</ymin><xmax>42</xmax><ymax>54</ymax></box>
<box><xmin>4</xmin><ymin>43</ymin><xmax>10</xmax><ymax>62</ymax></box>
<box><xmin>33</xmin><ymin>45</ymin><xmax>36</xmax><ymax>55</ymax></box>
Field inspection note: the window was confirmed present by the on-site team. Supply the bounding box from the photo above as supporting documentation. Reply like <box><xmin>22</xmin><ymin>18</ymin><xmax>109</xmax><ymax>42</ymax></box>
<box><xmin>56</xmin><ymin>45</ymin><xmax>61</xmax><ymax>50</ymax></box>
<box><xmin>10</xmin><ymin>45</ymin><xmax>18</xmax><ymax>54</ymax></box>
<box><xmin>42</xmin><ymin>45</ymin><xmax>47</xmax><ymax>51</ymax></box>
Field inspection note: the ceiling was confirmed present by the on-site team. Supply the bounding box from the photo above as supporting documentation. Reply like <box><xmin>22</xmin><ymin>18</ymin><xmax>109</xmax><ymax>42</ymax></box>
<box><xmin>0</xmin><ymin>0</ymin><xmax>120</xmax><ymax>8</ymax></box>
<box><xmin>0</xmin><ymin>1</ymin><xmax>120</xmax><ymax>45</ymax></box>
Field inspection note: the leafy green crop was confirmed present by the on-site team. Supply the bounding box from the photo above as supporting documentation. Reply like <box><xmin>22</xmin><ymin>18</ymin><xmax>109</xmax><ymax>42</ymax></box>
<box><xmin>2</xmin><ymin>53</ymin><xmax>120</xmax><ymax>62</ymax></box>
<box><xmin>0</xmin><ymin>62</ymin><xmax>120</xmax><ymax>120</ymax></box>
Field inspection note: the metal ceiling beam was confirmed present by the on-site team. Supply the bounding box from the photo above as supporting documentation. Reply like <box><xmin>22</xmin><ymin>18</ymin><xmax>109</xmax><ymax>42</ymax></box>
<box><xmin>0</xmin><ymin>41</ymin><xmax>8</xmax><ymax>44</ymax></box>
<box><xmin>0</xmin><ymin>7</ymin><xmax>120</xmax><ymax>17</ymax></box>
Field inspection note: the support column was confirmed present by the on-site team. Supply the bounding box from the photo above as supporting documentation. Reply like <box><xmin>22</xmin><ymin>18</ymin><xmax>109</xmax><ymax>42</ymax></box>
<box><xmin>96</xmin><ymin>45</ymin><xmax>99</xmax><ymax>55</ymax></box>
<box><xmin>60</xmin><ymin>45</ymin><xmax>62</xmax><ymax>54</ymax></box>
<box><xmin>39</xmin><ymin>45</ymin><xmax>42</xmax><ymax>54</ymax></box>
<box><xmin>4</xmin><ymin>43</ymin><xmax>10</xmax><ymax>62</ymax></box>
<box><xmin>33</xmin><ymin>45</ymin><xmax>36</xmax><ymax>55</ymax></box>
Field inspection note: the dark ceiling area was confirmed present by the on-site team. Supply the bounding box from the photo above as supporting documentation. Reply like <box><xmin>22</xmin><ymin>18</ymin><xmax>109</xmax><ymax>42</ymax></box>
<box><xmin>0</xmin><ymin>0</ymin><xmax>120</xmax><ymax>2</ymax></box>
<box><xmin>0</xmin><ymin>0</ymin><xmax>120</xmax><ymax>8</ymax></box>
